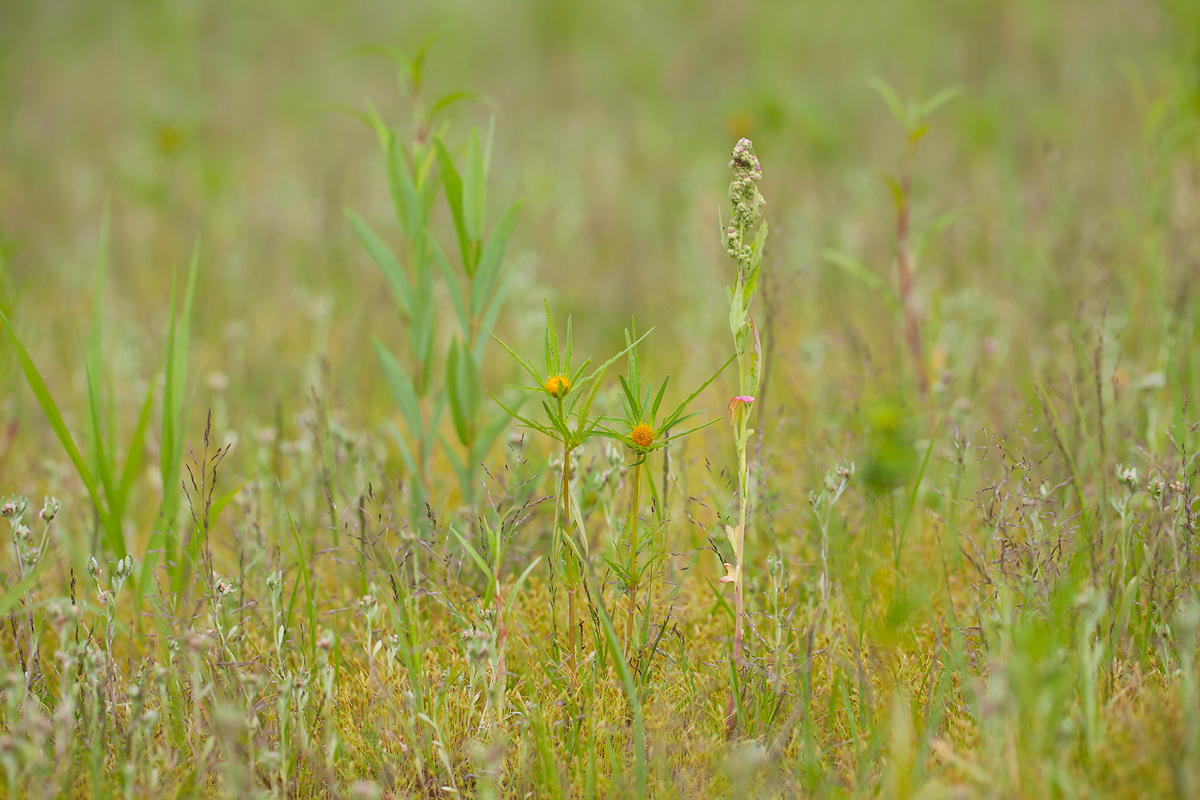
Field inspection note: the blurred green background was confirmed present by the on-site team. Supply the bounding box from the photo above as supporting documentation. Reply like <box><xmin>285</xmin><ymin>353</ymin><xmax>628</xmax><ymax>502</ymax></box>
<box><xmin>0</xmin><ymin>0</ymin><xmax>1197</xmax><ymax>476</ymax></box>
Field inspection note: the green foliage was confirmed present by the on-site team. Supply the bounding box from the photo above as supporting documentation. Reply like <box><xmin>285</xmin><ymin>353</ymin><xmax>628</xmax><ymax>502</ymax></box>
<box><xmin>5</xmin><ymin>5</ymin><xmax>1200</xmax><ymax>798</ymax></box>
<box><xmin>347</xmin><ymin>55</ymin><xmax>521</xmax><ymax>517</ymax></box>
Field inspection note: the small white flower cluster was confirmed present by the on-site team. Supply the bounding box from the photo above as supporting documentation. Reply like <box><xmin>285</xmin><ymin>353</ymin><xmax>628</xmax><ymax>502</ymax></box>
<box><xmin>1</xmin><ymin>494</ymin><xmax>52</xmax><ymax>572</ymax></box>
<box><xmin>724</xmin><ymin>138</ymin><xmax>765</xmax><ymax>270</ymax></box>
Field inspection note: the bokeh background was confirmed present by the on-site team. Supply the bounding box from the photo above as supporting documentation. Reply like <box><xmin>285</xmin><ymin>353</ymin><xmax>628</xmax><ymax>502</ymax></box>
<box><xmin>0</xmin><ymin>0</ymin><xmax>1198</xmax><ymax>491</ymax></box>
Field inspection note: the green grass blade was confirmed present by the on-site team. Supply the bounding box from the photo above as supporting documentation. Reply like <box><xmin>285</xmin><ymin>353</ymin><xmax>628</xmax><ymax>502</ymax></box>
<box><xmin>0</xmin><ymin>309</ymin><xmax>112</xmax><ymax>544</ymax></box>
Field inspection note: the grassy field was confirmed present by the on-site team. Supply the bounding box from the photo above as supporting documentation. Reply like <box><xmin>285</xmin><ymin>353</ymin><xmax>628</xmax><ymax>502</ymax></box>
<box><xmin>2</xmin><ymin>0</ymin><xmax>1200</xmax><ymax>797</ymax></box>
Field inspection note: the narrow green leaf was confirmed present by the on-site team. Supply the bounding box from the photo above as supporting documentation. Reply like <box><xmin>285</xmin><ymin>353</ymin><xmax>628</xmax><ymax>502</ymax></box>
<box><xmin>81</xmin><ymin>339</ymin><xmax>117</xmax><ymax>533</ymax></box>
<box><xmin>345</xmin><ymin>208</ymin><xmax>413</xmax><ymax>317</ymax></box>
<box><xmin>661</xmin><ymin>355</ymin><xmax>733</xmax><ymax>429</ymax></box>
<box><xmin>505</xmin><ymin>556</ymin><xmax>542</xmax><ymax>619</ymax></box>
<box><xmin>428</xmin><ymin>90</ymin><xmax>493</xmax><ymax>124</ymax></box>
<box><xmin>474</xmin><ymin>255</ymin><xmax>524</xmax><ymax>363</ymax></box>
<box><xmin>451</xmin><ymin>524</ymin><xmax>491</xmax><ymax>577</ymax></box>
<box><xmin>485</xmin><ymin>326</ymin><xmax>543</xmax><ymax>386</ymax></box>
<box><xmin>374</xmin><ymin>340</ymin><xmax>422</xmax><ymax>441</ymax></box>
<box><xmin>917</xmin><ymin>85</ymin><xmax>963</xmax><ymax>121</ymax></box>
<box><xmin>463</xmin><ymin>127</ymin><xmax>486</xmax><ymax>242</ymax></box>
<box><xmin>0</xmin><ymin>550</ymin><xmax>58</xmax><ymax>616</ymax></box>
<box><xmin>385</xmin><ymin>421</ymin><xmax>418</xmax><ymax>476</ymax></box>
<box><xmin>470</xmin><ymin>201</ymin><xmax>522</xmax><ymax>319</ymax></box>
<box><xmin>439</xmin><ymin>433</ymin><xmax>471</xmax><ymax>501</ymax></box>
<box><xmin>543</xmin><ymin>299</ymin><xmax>560</xmax><ymax>377</ymax></box>
<box><xmin>434</xmin><ymin>136</ymin><xmax>472</xmax><ymax>275</ymax></box>
<box><xmin>649</xmin><ymin>377</ymin><xmax>669</xmax><ymax>424</ymax></box>
<box><xmin>867</xmin><ymin>76</ymin><xmax>908</xmax><ymax>129</ymax></box>
<box><xmin>430</xmin><ymin>237</ymin><xmax>469</xmax><ymax>336</ymax></box>
<box><xmin>593</xmin><ymin>594</ymin><xmax>646</xmax><ymax>794</ymax></box>
<box><xmin>446</xmin><ymin>337</ymin><xmax>470</xmax><ymax>447</ymax></box>
<box><xmin>385</xmin><ymin>131</ymin><xmax>421</xmax><ymax>239</ymax></box>
<box><xmin>115</xmin><ymin>380</ymin><xmax>155</xmax><ymax>518</ymax></box>
<box><xmin>0</xmin><ymin>311</ymin><xmax>114</xmax><ymax>550</ymax></box>
<box><xmin>471</xmin><ymin>407</ymin><xmax>515</xmax><ymax>466</ymax></box>
<box><xmin>823</xmin><ymin>249</ymin><xmax>903</xmax><ymax>316</ymax></box>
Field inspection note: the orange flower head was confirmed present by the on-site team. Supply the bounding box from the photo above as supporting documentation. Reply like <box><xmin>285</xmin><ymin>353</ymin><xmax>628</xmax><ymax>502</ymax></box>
<box><xmin>631</xmin><ymin>423</ymin><xmax>654</xmax><ymax>449</ymax></box>
<box><xmin>544</xmin><ymin>374</ymin><xmax>570</xmax><ymax>398</ymax></box>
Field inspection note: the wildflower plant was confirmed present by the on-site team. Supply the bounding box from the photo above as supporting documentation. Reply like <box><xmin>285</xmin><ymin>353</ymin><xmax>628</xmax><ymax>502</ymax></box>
<box><xmin>720</xmin><ymin>137</ymin><xmax>767</xmax><ymax>716</ymax></box>
<box><xmin>490</xmin><ymin>300</ymin><xmax>646</xmax><ymax>666</ymax></box>
<box><xmin>599</xmin><ymin>320</ymin><xmax>731</xmax><ymax>648</ymax></box>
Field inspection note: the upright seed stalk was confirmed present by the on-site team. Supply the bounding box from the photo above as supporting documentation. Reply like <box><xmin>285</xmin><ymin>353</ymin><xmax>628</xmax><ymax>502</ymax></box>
<box><xmin>721</xmin><ymin>138</ymin><xmax>767</xmax><ymax>729</ymax></box>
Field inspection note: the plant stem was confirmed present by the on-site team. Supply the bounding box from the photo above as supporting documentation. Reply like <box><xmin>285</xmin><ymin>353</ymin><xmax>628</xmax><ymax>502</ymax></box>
<box><xmin>727</xmin><ymin>445</ymin><xmax>748</xmax><ymax>730</ymax></box>
<box><xmin>625</xmin><ymin>460</ymin><xmax>643</xmax><ymax>652</ymax></box>
<box><xmin>734</xmin><ymin>447</ymin><xmax>747</xmax><ymax>662</ymax></box>
<box><xmin>562</xmin><ymin>441</ymin><xmax>577</xmax><ymax>675</ymax></box>
<box><xmin>896</xmin><ymin>160</ymin><xmax>929</xmax><ymax>398</ymax></box>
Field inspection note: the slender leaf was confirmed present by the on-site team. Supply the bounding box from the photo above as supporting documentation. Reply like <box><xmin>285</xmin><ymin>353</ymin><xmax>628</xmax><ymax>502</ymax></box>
<box><xmin>463</xmin><ymin>127</ymin><xmax>486</xmax><ymax>242</ymax></box>
<box><xmin>346</xmin><ymin>208</ymin><xmax>413</xmax><ymax>316</ymax></box>
<box><xmin>470</xmin><ymin>201</ymin><xmax>522</xmax><ymax>319</ymax></box>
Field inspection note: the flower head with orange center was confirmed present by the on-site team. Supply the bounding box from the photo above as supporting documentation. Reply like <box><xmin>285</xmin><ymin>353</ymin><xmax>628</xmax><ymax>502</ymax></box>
<box><xmin>544</xmin><ymin>374</ymin><xmax>571</xmax><ymax>398</ymax></box>
<box><xmin>630</xmin><ymin>423</ymin><xmax>654</xmax><ymax>450</ymax></box>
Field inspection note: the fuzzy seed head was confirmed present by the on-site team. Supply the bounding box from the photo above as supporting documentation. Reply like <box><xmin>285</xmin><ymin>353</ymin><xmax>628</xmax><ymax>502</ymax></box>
<box><xmin>544</xmin><ymin>374</ymin><xmax>571</xmax><ymax>398</ymax></box>
<box><xmin>631</xmin><ymin>424</ymin><xmax>654</xmax><ymax>449</ymax></box>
